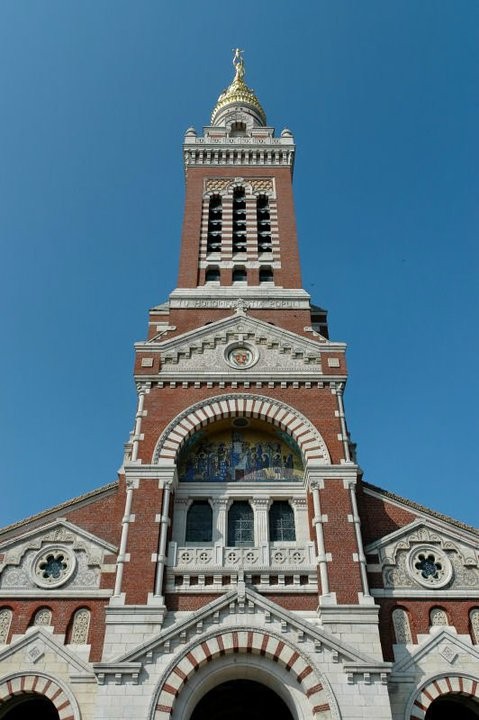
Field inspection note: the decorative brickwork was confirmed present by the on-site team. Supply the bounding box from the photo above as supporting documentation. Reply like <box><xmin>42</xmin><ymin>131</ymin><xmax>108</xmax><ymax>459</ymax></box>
<box><xmin>154</xmin><ymin>629</ymin><xmax>333</xmax><ymax>720</ymax></box>
<box><xmin>154</xmin><ymin>393</ymin><xmax>331</xmax><ymax>464</ymax></box>
<box><xmin>409</xmin><ymin>675</ymin><xmax>479</xmax><ymax>719</ymax></box>
<box><xmin>0</xmin><ymin>672</ymin><xmax>80</xmax><ymax>720</ymax></box>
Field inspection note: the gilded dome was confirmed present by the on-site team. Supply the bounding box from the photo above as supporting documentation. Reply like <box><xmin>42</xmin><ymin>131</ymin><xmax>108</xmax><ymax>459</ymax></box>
<box><xmin>211</xmin><ymin>50</ymin><xmax>266</xmax><ymax>127</ymax></box>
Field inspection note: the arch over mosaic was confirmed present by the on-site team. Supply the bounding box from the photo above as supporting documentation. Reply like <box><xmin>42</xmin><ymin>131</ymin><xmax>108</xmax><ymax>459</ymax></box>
<box><xmin>152</xmin><ymin>629</ymin><xmax>335</xmax><ymax>720</ymax></box>
<box><xmin>409</xmin><ymin>674</ymin><xmax>479</xmax><ymax>719</ymax></box>
<box><xmin>153</xmin><ymin>394</ymin><xmax>331</xmax><ymax>466</ymax></box>
<box><xmin>0</xmin><ymin>672</ymin><xmax>80</xmax><ymax>720</ymax></box>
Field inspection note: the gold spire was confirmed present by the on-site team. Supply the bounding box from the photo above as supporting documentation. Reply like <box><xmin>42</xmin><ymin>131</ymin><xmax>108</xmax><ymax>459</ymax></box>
<box><xmin>211</xmin><ymin>49</ymin><xmax>266</xmax><ymax>126</ymax></box>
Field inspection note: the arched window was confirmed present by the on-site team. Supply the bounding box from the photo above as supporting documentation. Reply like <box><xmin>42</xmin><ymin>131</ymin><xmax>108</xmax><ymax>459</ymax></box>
<box><xmin>69</xmin><ymin>608</ymin><xmax>91</xmax><ymax>644</ymax></box>
<box><xmin>33</xmin><ymin>607</ymin><xmax>52</xmax><ymax>626</ymax></box>
<box><xmin>392</xmin><ymin>607</ymin><xmax>412</xmax><ymax>644</ymax></box>
<box><xmin>259</xmin><ymin>266</ymin><xmax>274</xmax><ymax>283</ymax></box>
<box><xmin>207</xmin><ymin>195</ymin><xmax>222</xmax><ymax>253</ymax></box>
<box><xmin>257</xmin><ymin>195</ymin><xmax>272</xmax><ymax>253</ymax></box>
<box><xmin>430</xmin><ymin>607</ymin><xmax>448</xmax><ymax>626</ymax></box>
<box><xmin>186</xmin><ymin>501</ymin><xmax>213</xmax><ymax>544</ymax></box>
<box><xmin>0</xmin><ymin>608</ymin><xmax>12</xmax><ymax>644</ymax></box>
<box><xmin>232</xmin><ymin>188</ymin><xmax>247</xmax><ymax>253</ymax></box>
<box><xmin>205</xmin><ymin>266</ymin><xmax>220</xmax><ymax>283</ymax></box>
<box><xmin>232</xmin><ymin>266</ymin><xmax>247</xmax><ymax>283</ymax></box>
<box><xmin>228</xmin><ymin>501</ymin><xmax>254</xmax><ymax>547</ymax></box>
<box><xmin>269</xmin><ymin>501</ymin><xmax>295</xmax><ymax>541</ymax></box>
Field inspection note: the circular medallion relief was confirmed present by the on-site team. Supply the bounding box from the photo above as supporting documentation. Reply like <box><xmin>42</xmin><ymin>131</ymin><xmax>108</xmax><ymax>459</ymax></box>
<box><xmin>225</xmin><ymin>342</ymin><xmax>258</xmax><ymax>370</ymax></box>
<box><xmin>31</xmin><ymin>546</ymin><xmax>76</xmax><ymax>589</ymax></box>
<box><xmin>407</xmin><ymin>545</ymin><xmax>453</xmax><ymax>589</ymax></box>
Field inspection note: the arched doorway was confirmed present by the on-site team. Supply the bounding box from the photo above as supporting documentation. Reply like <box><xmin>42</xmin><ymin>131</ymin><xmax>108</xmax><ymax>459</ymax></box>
<box><xmin>190</xmin><ymin>679</ymin><xmax>293</xmax><ymax>720</ymax></box>
<box><xmin>0</xmin><ymin>694</ymin><xmax>59</xmax><ymax>720</ymax></box>
<box><xmin>425</xmin><ymin>695</ymin><xmax>479</xmax><ymax>719</ymax></box>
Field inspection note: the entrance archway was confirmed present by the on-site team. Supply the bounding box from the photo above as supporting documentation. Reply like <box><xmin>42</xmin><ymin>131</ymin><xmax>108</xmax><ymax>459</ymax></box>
<box><xmin>425</xmin><ymin>695</ymin><xmax>479</xmax><ymax>719</ymax></box>
<box><xmin>0</xmin><ymin>694</ymin><xmax>59</xmax><ymax>720</ymax></box>
<box><xmin>190</xmin><ymin>679</ymin><xmax>293</xmax><ymax>720</ymax></box>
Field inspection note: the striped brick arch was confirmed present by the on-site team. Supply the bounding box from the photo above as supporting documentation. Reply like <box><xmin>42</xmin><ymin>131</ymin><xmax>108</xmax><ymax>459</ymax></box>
<box><xmin>153</xmin><ymin>393</ymin><xmax>331</xmax><ymax>464</ymax></box>
<box><xmin>0</xmin><ymin>672</ymin><xmax>79</xmax><ymax>720</ymax></box>
<box><xmin>154</xmin><ymin>629</ymin><xmax>334</xmax><ymax>720</ymax></box>
<box><xmin>410</xmin><ymin>675</ymin><xmax>479</xmax><ymax>719</ymax></box>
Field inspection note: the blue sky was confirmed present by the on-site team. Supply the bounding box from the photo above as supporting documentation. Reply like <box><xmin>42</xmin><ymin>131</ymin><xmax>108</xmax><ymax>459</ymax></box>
<box><xmin>1</xmin><ymin>2</ymin><xmax>478</xmax><ymax>528</ymax></box>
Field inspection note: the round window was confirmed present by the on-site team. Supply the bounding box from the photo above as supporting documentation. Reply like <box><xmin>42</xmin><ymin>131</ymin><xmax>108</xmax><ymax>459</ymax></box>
<box><xmin>407</xmin><ymin>546</ymin><xmax>453</xmax><ymax>589</ymax></box>
<box><xmin>31</xmin><ymin>546</ymin><xmax>76</xmax><ymax>588</ymax></box>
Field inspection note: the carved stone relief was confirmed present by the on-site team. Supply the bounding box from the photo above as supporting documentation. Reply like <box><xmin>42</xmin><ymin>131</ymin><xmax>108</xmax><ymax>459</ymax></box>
<box><xmin>71</xmin><ymin>608</ymin><xmax>91</xmax><ymax>644</ymax></box>
<box><xmin>392</xmin><ymin>608</ymin><xmax>412</xmax><ymax>644</ymax></box>
<box><xmin>0</xmin><ymin>608</ymin><xmax>12</xmax><ymax>643</ymax></box>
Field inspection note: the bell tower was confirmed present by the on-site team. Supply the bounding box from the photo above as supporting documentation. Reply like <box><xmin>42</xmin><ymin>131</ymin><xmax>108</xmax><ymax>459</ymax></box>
<box><xmin>112</xmin><ymin>51</ymin><xmax>379</xmax><ymax>654</ymax></box>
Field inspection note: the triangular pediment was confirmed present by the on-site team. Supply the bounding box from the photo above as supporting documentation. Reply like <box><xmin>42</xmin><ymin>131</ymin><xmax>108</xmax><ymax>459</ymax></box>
<box><xmin>0</xmin><ymin>626</ymin><xmax>94</xmax><ymax>678</ymax></box>
<box><xmin>140</xmin><ymin>312</ymin><xmax>345</xmax><ymax>380</ymax></box>
<box><xmin>0</xmin><ymin>519</ymin><xmax>116</xmax><ymax>593</ymax></box>
<box><xmin>365</xmin><ymin>518</ymin><xmax>479</xmax><ymax>564</ymax></box>
<box><xmin>365</xmin><ymin>519</ymin><xmax>479</xmax><ymax>593</ymax></box>
<box><xmin>391</xmin><ymin>627</ymin><xmax>479</xmax><ymax>679</ymax></box>
<box><xmin>105</xmin><ymin>587</ymin><xmax>381</xmax><ymax>669</ymax></box>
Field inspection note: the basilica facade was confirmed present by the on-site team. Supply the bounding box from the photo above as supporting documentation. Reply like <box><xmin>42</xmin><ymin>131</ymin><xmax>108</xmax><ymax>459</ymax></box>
<box><xmin>1</xmin><ymin>53</ymin><xmax>479</xmax><ymax>720</ymax></box>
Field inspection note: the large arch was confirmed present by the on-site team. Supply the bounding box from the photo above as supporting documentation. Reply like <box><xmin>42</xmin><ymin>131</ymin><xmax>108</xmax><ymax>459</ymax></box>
<box><xmin>0</xmin><ymin>672</ymin><xmax>80</xmax><ymax>720</ymax></box>
<box><xmin>153</xmin><ymin>394</ymin><xmax>331</xmax><ymax>465</ymax></box>
<box><xmin>408</xmin><ymin>674</ymin><xmax>479</xmax><ymax>719</ymax></box>
<box><xmin>151</xmin><ymin>628</ymin><xmax>336</xmax><ymax>720</ymax></box>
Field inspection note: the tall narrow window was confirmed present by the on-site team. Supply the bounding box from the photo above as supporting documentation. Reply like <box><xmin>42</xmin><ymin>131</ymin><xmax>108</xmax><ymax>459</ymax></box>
<box><xmin>228</xmin><ymin>501</ymin><xmax>254</xmax><ymax>547</ymax></box>
<box><xmin>232</xmin><ymin>188</ymin><xmax>247</xmax><ymax>254</ymax></box>
<box><xmin>259</xmin><ymin>266</ymin><xmax>274</xmax><ymax>283</ymax></box>
<box><xmin>257</xmin><ymin>195</ymin><xmax>272</xmax><ymax>253</ymax></box>
<box><xmin>205</xmin><ymin>266</ymin><xmax>220</xmax><ymax>283</ymax></box>
<box><xmin>186</xmin><ymin>501</ymin><xmax>213</xmax><ymax>544</ymax></box>
<box><xmin>269</xmin><ymin>501</ymin><xmax>295</xmax><ymax>541</ymax></box>
<box><xmin>207</xmin><ymin>195</ymin><xmax>222</xmax><ymax>253</ymax></box>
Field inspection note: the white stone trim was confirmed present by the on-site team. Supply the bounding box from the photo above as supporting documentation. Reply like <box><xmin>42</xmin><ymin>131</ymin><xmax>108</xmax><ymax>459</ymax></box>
<box><xmin>153</xmin><ymin>393</ymin><xmax>331</xmax><ymax>465</ymax></box>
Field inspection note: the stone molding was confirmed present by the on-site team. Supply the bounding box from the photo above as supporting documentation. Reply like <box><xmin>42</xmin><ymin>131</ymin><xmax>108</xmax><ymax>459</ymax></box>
<box><xmin>153</xmin><ymin>393</ymin><xmax>331</xmax><ymax>465</ymax></box>
<box><xmin>152</xmin><ymin>628</ymin><xmax>335</xmax><ymax>720</ymax></box>
<box><xmin>408</xmin><ymin>674</ymin><xmax>479</xmax><ymax>719</ymax></box>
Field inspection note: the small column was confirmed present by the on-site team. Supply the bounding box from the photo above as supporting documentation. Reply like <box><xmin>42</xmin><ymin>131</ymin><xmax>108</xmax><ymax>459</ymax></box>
<box><xmin>251</xmin><ymin>496</ymin><xmax>271</xmax><ymax>564</ymax></box>
<box><xmin>290</xmin><ymin>497</ymin><xmax>309</xmax><ymax>542</ymax></box>
<box><xmin>172</xmin><ymin>497</ymin><xmax>191</xmax><ymax>544</ymax></box>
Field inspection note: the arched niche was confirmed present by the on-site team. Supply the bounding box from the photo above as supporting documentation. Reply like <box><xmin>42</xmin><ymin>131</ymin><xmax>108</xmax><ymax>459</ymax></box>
<box><xmin>177</xmin><ymin>417</ymin><xmax>304</xmax><ymax>485</ymax></box>
<box><xmin>153</xmin><ymin>393</ymin><xmax>331</xmax><ymax>469</ymax></box>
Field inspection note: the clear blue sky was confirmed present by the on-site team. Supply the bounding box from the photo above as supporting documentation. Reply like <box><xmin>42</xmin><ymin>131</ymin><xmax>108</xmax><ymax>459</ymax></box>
<box><xmin>1</xmin><ymin>2</ymin><xmax>478</xmax><ymax>528</ymax></box>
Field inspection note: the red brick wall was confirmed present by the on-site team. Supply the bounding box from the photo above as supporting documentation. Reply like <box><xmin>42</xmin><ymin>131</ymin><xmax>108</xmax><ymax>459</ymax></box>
<box><xmin>357</xmin><ymin>485</ymin><xmax>417</xmax><ymax>546</ymax></box>
<box><xmin>4</xmin><ymin>599</ymin><xmax>107</xmax><ymax>662</ymax></box>
<box><xmin>378</xmin><ymin>598</ymin><xmax>479</xmax><ymax>660</ymax></box>
<box><xmin>177</xmin><ymin>166</ymin><xmax>302</xmax><ymax>289</ymax></box>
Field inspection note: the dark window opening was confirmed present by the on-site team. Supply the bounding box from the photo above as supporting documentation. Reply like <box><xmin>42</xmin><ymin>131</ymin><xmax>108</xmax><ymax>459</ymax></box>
<box><xmin>259</xmin><ymin>266</ymin><xmax>274</xmax><ymax>283</ymax></box>
<box><xmin>257</xmin><ymin>194</ymin><xmax>272</xmax><ymax>253</ymax></box>
<box><xmin>230</xmin><ymin>122</ymin><xmax>247</xmax><ymax>137</ymax></box>
<box><xmin>269</xmin><ymin>501</ymin><xmax>296</xmax><ymax>541</ymax></box>
<box><xmin>186</xmin><ymin>501</ymin><xmax>213</xmax><ymax>543</ymax></box>
<box><xmin>228</xmin><ymin>501</ymin><xmax>254</xmax><ymax>547</ymax></box>
<box><xmin>233</xmin><ymin>188</ymin><xmax>247</xmax><ymax>254</ymax></box>
<box><xmin>207</xmin><ymin>195</ymin><xmax>222</xmax><ymax>253</ymax></box>
<box><xmin>232</xmin><ymin>266</ymin><xmax>247</xmax><ymax>283</ymax></box>
<box><xmin>205</xmin><ymin>266</ymin><xmax>220</xmax><ymax>283</ymax></box>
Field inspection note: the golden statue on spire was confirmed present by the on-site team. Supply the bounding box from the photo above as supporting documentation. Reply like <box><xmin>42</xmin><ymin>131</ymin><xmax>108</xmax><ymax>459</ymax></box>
<box><xmin>232</xmin><ymin>48</ymin><xmax>245</xmax><ymax>80</ymax></box>
<box><xmin>210</xmin><ymin>49</ymin><xmax>266</xmax><ymax>126</ymax></box>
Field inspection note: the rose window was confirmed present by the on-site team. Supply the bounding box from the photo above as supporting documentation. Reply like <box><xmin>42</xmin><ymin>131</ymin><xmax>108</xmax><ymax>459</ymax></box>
<box><xmin>407</xmin><ymin>546</ymin><xmax>453</xmax><ymax>589</ymax></box>
<box><xmin>31</xmin><ymin>546</ymin><xmax>76</xmax><ymax>588</ymax></box>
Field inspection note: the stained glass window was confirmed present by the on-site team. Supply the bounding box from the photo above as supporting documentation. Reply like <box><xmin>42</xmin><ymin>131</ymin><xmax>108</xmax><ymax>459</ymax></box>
<box><xmin>269</xmin><ymin>501</ymin><xmax>295</xmax><ymax>542</ymax></box>
<box><xmin>185</xmin><ymin>501</ymin><xmax>213</xmax><ymax>543</ymax></box>
<box><xmin>228</xmin><ymin>501</ymin><xmax>254</xmax><ymax>547</ymax></box>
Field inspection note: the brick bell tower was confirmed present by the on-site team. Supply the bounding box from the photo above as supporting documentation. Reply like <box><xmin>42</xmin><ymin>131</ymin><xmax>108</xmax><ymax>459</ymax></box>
<box><xmin>111</xmin><ymin>50</ymin><xmax>380</xmax><ymax>652</ymax></box>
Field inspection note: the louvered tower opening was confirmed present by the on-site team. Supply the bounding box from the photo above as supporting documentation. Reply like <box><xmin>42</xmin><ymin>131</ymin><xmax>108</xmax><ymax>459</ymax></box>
<box><xmin>232</xmin><ymin>188</ymin><xmax>247</xmax><ymax>254</ymax></box>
